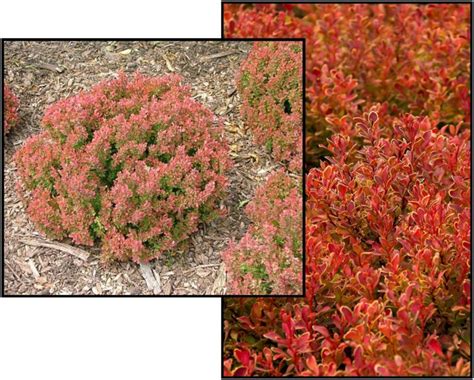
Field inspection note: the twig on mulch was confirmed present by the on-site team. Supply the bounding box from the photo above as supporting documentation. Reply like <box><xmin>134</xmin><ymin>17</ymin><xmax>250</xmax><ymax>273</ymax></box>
<box><xmin>161</xmin><ymin>54</ymin><xmax>175</xmax><ymax>72</ymax></box>
<box><xmin>5</xmin><ymin>261</ymin><xmax>22</xmax><ymax>281</ymax></box>
<box><xmin>199</xmin><ymin>50</ymin><xmax>240</xmax><ymax>62</ymax></box>
<box><xmin>139</xmin><ymin>263</ymin><xmax>161</xmax><ymax>294</ymax></box>
<box><xmin>26</xmin><ymin>61</ymin><xmax>65</xmax><ymax>73</ymax></box>
<box><xmin>182</xmin><ymin>263</ymin><xmax>221</xmax><ymax>275</ymax></box>
<box><xmin>19</xmin><ymin>238</ymin><xmax>90</xmax><ymax>261</ymax></box>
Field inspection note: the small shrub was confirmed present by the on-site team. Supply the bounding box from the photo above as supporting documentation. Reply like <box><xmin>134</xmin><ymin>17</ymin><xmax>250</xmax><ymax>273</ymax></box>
<box><xmin>4</xmin><ymin>84</ymin><xmax>19</xmax><ymax>134</ymax></box>
<box><xmin>15</xmin><ymin>72</ymin><xmax>231</xmax><ymax>263</ymax></box>
<box><xmin>222</xmin><ymin>169</ymin><xmax>302</xmax><ymax>295</ymax></box>
<box><xmin>236</xmin><ymin>41</ymin><xmax>303</xmax><ymax>169</ymax></box>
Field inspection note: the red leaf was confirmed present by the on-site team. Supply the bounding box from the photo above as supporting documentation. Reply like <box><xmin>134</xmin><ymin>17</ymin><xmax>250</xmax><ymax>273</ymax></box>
<box><xmin>293</xmin><ymin>332</ymin><xmax>312</xmax><ymax>352</ymax></box>
<box><xmin>233</xmin><ymin>367</ymin><xmax>247</xmax><ymax>377</ymax></box>
<box><xmin>234</xmin><ymin>348</ymin><xmax>251</xmax><ymax>367</ymax></box>
<box><xmin>236</xmin><ymin>316</ymin><xmax>255</xmax><ymax>330</ymax></box>
<box><xmin>228</xmin><ymin>20</ymin><xmax>235</xmax><ymax>34</ymax></box>
<box><xmin>223</xmin><ymin>11</ymin><xmax>232</xmax><ymax>21</ymax></box>
<box><xmin>339</xmin><ymin>306</ymin><xmax>353</xmax><ymax>323</ymax></box>
<box><xmin>427</xmin><ymin>336</ymin><xmax>444</xmax><ymax>357</ymax></box>
<box><xmin>322</xmin><ymin>165</ymin><xmax>333</xmax><ymax>180</ymax></box>
<box><xmin>369</xmin><ymin>111</ymin><xmax>378</xmax><ymax>123</ymax></box>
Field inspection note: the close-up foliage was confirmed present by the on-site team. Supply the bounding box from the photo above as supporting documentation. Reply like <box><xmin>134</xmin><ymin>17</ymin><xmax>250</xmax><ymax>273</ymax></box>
<box><xmin>15</xmin><ymin>72</ymin><xmax>231</xmax><ymax>263</ymax></box>
<box><xmin>223</xmin><ymin>3</ymin><xmax>471</xmax><ymax>377</ymax></box>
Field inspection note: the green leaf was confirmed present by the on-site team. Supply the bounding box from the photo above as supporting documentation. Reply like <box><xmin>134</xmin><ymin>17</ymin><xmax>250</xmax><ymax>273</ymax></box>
<box><xmin>265</xmin><ymin>139</ymin><xmax>273</xmax><ymax>153</ymax></box>
<box><xmin>238</xmin><ymin>199</ymin><xmax>250</xmax><ymax>208</ymax></box>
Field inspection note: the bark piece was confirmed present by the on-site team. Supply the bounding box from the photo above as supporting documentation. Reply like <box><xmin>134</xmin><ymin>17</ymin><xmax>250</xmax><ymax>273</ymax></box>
<box><xmin>139</xmin><ymin>263</ymin><xmax>161</xmax><ymax>294</ymax></box>
<box><xmin>19</xmin><ymin>238</ymin><xmax>90</xmax><ymax>261</ymax></box>
<box><xmin>28</xmin><ymin>61</ymin><xmax>65</xmax><ymax>73</ymax></box>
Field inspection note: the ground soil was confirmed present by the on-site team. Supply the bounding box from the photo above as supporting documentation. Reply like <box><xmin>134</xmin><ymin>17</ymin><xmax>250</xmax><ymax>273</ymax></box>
<box><xmin>3</xmin><ymin>40</ymin><xmax>282</xmax><ymax>295</ymax></box>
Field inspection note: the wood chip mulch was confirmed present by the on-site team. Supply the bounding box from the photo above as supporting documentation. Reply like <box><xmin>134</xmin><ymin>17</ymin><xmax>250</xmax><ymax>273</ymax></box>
<box><xmin>3</xmin><ymin>40</ymin><xmax>288</xmax><ymax>296</ymax></box>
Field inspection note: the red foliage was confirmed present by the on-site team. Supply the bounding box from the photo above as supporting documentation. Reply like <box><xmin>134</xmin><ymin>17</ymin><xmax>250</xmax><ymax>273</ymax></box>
<box><xmin>222</xmin><ymin>170</ymin><xmax>302</xmax><ymax>295</ymax></box>
<box><xmin>237</xmin><ymin>41</ymin><xmax>303</xmax><ymax>170</ymax></box>
<box><xmin>15</xmin><ymin>72</ymin><xmax>231</xmax><ymax>263</ymax></box>
<box><xmin>4</xmin><ymin>84</ymin><xmax>19</xmax><ymax>134</ymax></box>
<box><xmin>224</xmin><ymin>114</ymin><xmax>471</xmax><ymax>376</ymax></box>
<box><xmin>225</xmin><ymin>3</ymin><xmax>471</xmax><ymax>167</ymax></box>
<box><xmin>223</xmin><ymin>3</ymin><xmax>471</xmax><ymax>377</ymax></box>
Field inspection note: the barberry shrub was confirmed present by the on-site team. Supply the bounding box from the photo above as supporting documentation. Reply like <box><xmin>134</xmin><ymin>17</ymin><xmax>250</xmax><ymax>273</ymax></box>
<box><xmin>237</xmin><ymin>41</ymin><xmax>303</xmax><ymax>170</ymax></box>
<box><xmin>4</xmin><ymin>84</ymin><xmax>19</xmax><ymax>134</ymax></box>
<box><xmin>224</xmin><ymin>113</ymin><xmax>471</xmax><ymax>377</ymax></box>
<box><xmin>225</xmin><ymin>4</ymin><xmax>471</xmax><ymax>167</ymax></box>
<box><xmin>15</xmin><ymin>72</ymin><xmax>231</xmax><ymax>263</ymax></box>
<box><xmin>223</xmin><ymin>3</ymin><xmax>471</xmax><ymax>377</ymax></box>
<box><xmin>222</xmin><ymin>170</ymin><xmax>302</xmax><ymax>295</ymax></box>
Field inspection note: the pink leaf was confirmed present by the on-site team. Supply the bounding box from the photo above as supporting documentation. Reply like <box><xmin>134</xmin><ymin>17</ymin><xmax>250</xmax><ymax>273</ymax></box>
<box><xmin>263</xmin><ymin>331</ymin><xmax>283</xmax><ymax>344</ymax></box>
<box><xmin>306</xmin><ymin>355</ymin><xmax>319</xmax><ymax>375</ymax></box>
<box><xmin>313</xmin><ymin>325</ymin><xmax>330</xmax><ymax>338</ymax></box>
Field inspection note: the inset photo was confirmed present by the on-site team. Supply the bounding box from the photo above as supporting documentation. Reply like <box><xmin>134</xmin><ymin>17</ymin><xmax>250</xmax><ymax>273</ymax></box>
<box><xmin>221</xmin><ymin>2</ymin><xmax>471</xmax><ymax>378</ymax></box>
<box><xmin>3</xmin><ymin>39</ymin><xmax>304</xmax><ymax>296</ymax></box>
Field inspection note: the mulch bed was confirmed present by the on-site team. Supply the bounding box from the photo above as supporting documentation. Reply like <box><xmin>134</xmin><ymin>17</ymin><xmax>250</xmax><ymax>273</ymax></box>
<box><xmin>3</xmin><ymin>40</ymin><xmax>283</xmax><ymax>295</ymax></box>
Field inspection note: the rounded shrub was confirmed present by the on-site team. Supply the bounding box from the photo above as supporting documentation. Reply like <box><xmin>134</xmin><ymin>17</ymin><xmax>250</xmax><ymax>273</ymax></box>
<box><xmin>15</xmin><ymin>72</ymin><xmax>231</xmax><ymax>263</ymax></box>
<box><xmin>222</xmin><ymin>169</ymin><xmax>302</xmax><ymax>295</ymax></box>
<box><xmin>4</xmin><ymin>84</ymin><xmax>19</xmax><ymax>135</ymax></box>
<box><xmin>236</xmin><ymin>41</ymin><xmax>303</xmax><ymax>170</ymax></box>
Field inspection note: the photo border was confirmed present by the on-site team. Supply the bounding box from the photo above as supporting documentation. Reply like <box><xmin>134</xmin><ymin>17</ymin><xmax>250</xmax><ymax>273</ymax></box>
<box><xmin>219</xmin><ymin>2</ymin><xmax>473</xmax><ymax>378</ymax></box>
<box><xmin>2</xmin><ymin>37</ymin><xmax>306</xmax><ymax>299</ymax></box>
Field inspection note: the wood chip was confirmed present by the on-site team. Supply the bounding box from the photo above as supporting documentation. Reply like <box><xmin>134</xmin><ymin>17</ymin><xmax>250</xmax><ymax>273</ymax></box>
<box><xmin>19</xmin><ymin>238</ymin><xmax>90</xmax><ymax>261</ymax></box>
<box><xmin>161</xmin><ymin>54</ymin><xmax>175</xmax><ymax>72</ymax></box>
<box><xmin>199</xmin><ymin>50</ymin><xmax>239</xmax><ymax>62</ymax></box>
<box><xmin>196</xmin><ymin>269</ymin><xmax>211</xmax><ymax>278</ymax></box>
<box><xmin>28</xmin><ymin>61</ymin><xmax>65</xmax><ymax>73</ymax></box>
<box><xmin>28</xmin><ymin>259</ymin><xmax>40</xmax><ymax>279</ymax></box>
<box><xmin>139</xmin><ymin>263</ymin><xmax>161</xmax><ymax>294</ymax></box>
<box><xmin>162</xmin><ymin>282</ymin><xmax>172</xmax><ymax>295</ymax></box>
<box><xmin>208</xmin><ymin>264</ymin><xmax>226</xmax><ymax>295</ymax></box>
